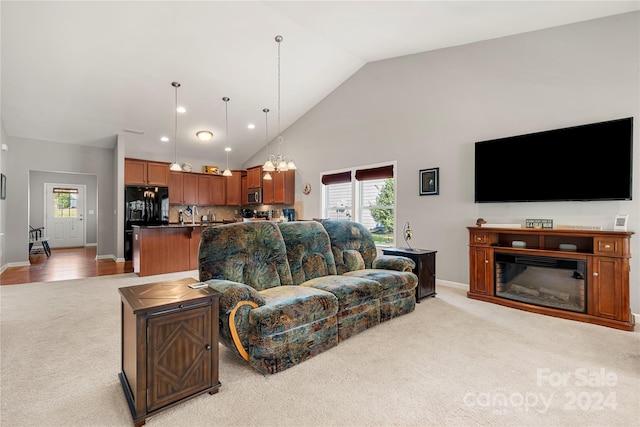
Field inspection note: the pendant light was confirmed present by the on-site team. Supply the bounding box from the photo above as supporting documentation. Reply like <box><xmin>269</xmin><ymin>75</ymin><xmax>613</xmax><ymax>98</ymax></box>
<box><xmin>221</xmin><ymin>97</ymin><xmax>232</xmax><ymax>177</ymax></box>
<box><xmin>263</xmin><ymin>108</ymin><xmax>272</xmax><ymax>181</ymax></box>
<box><xmin>263</xmin><ymin>35</ymin><xmax>296</xmax><ymax>174</ymax></box>
<box><xmin>169</xmin><ymin>81</ymin><xmax>182</xmax><ymax>171</ymax></box>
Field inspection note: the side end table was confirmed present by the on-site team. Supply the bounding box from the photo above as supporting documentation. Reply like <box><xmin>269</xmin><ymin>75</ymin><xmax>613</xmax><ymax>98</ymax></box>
<box><xmin>383</xmin><ymin>247</ymin><xmax>437</xmax><ymax>302</ymax></box>
<box><xmin>118</xmin><ymin>277</ymin><xmax>221</xmax><ymax>427</ymax></box>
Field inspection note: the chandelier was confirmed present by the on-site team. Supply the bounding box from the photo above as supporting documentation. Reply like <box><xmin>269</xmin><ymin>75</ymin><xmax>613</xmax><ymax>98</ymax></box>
<box><xmin>263</xmin><ymin>35</ymin><xmax>296</xmax><ymax>180</ymax></box>
<box><xmin>221</xmin><ymin>97</ymin><xmax>232</xmax><ymax>177</ymax></box>
<box><xmin>169</xmin><ymin>81</ymin><xmax>182</xmax><ymax>171</ymax></box>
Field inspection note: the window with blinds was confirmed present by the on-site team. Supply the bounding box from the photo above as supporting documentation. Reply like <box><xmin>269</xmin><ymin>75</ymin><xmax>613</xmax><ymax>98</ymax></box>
<box><xmin>321</xmin><ymin>163</ymin><xmax>395</xmax><ymax>246</ymax></box>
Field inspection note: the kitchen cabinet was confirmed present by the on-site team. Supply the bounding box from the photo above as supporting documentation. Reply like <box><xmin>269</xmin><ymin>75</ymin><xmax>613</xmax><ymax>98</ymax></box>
<box><xmin>225</xmin><ymin>172</ymin><xmax>242</xmax><ymax>206</ymax></box>
<box><xmin>197</xmin><ymin>175</ymin><xmax>212</xmax><ymax>205</ymax></box>
<box><xmin>246</xmin><ymin>166</ymin><xmax>262</xmax><ymax>189</ymax></box>
<box><xmin>211</xmin><ymin>175</ymin><xmax>226</xmax><ymax>206</ymax></box>
<box><xmin>169</xmin><ymin>172</ymin><xmax>198</xmax><ymax>205</ymax></box>
<box><xmin>118</xmin><ymin>277</ymin><xmax>220</xmax><ymax>427</ymax></box>
<box><xmin>263</xmin><ymin>170</ymin><xmax>295</xmax><ymax>205</ymax></box>
<box><xmin>169</xmin><ymin>171</ymin><xmax>226</xmax><ymax>206</ymax></box>
<box><xmin>125</xmin><ymin>159</ymin><xmax>169</xmax><ymax>186</ymax></box>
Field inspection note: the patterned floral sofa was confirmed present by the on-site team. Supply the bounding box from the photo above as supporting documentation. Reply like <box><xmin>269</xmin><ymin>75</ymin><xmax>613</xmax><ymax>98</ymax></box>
<box><xmin>199</xmin><ymin>220</ymin><xmax>417</xmax><ymax>374</ymax></box>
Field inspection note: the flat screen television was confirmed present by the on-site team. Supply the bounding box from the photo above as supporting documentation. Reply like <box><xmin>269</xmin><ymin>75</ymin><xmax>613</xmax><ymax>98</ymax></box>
<box><xmin>474</xmin><ymin>117</ymin><xmax>633</xmax><ymax>203</ymax></box>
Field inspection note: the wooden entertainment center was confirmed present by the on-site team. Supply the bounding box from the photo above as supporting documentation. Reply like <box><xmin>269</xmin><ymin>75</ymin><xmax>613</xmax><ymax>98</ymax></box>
<box><xmin>467</xmin><ymin>226</ymin><xmax>634</xmax><ymax>331</ymax></box>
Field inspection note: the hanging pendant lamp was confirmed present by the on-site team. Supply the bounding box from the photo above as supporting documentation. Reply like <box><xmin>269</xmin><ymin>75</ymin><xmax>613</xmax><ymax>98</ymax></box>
<box><xmin>262</xmin><ymin>35</ymin><xmax>296</xmax><ymax>174</ymax></box>
<box><xmin>169</xmin><ymin>81</ymin><xmax>182</xmax><ymax>171</ymax></box>
<box><xmin>221</xmin><ymin>97</ymin><xmax>232</xmax><ymax>177</ymax></box>
<box><xmin>263</xmin><ymin>108</ymin><xmax>272</xmax><ymax>181</ymax></box>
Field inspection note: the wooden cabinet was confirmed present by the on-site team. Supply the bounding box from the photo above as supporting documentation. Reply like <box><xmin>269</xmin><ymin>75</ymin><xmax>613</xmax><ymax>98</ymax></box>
<box><xmin>383</xmin><ymin>248</ymin><xmax>437</xmax><ymax>301</ymax></box>
<box><xmin>169</xmin><ymin>172</ymin><xmax>226</xmax><ymax>206</ymax></box>
<box><xmin>246</xmin><ymin>166</ymin><xmax>262</xmax><ymax>189</ymax></box>
<box><xmin>225</xmin><ymin>172</ymin><xmax>242</xmax><ymax>206</ymax></box>
<box><xmin>197</xmin><ymin>175</ymin><xmax>212</xmax><ymax>205</ymax></box>
<box><xmin>119</xmin><ymin>278</ymin><xmax>220</xmax><ymax>427</ymax></box>
<box><xmin>469</xmin><ymin>246</ymin><xmax>492</xmax><ymax>295</ymax></box>
<box><xmin>211</xmin><ymin>175</ymin><xmax>226</xmax><ymax>206</ymax></box>
<box><xmin>467</xmin><ymin>227</ymin><xmax>634</xmax><ymax>331</ymax></box>
<box><xmin>168</xmin><ymin>172</ymin><xmax>197</xmax><ymax>205</ymax></box>
<box><xmin>256</xmin><ymin>168</ymin><xmax>295</xmax><ymax>205</ymax></box>
<box><xmin>125</xmin><ymin>159</ymin><xmax>169</xmax><ymax>186</ymax></box>
<box><xmin>132</xmin><ymin>225</ymin><xmax>207</xmax><ymax>276</ymax></box>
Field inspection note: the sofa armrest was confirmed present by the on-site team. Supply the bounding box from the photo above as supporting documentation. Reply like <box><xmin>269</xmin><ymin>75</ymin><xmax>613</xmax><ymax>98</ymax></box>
<box><xmin>205</xmin><ymin>279</ymin><xmax>266</xmax><ymax>312</ymax></box>
<box><xmin>373</xmin><ymin>255</ymin><xmax>416</xmax><ymax>272</ymax></box>
<box><xmin>204</xmin><ymin>279</ymin><xmax>266</xmax><ymax>360</ymax></box>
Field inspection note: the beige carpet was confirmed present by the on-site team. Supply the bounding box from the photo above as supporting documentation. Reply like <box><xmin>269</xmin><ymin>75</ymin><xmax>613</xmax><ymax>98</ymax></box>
<box><xmin>1</xmin><ymin>271</ymin><xmax>639</xmax><ymax>427</ymax></box>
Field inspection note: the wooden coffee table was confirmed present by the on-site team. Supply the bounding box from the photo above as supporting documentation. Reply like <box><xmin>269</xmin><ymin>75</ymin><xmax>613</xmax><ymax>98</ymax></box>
<box><xmin>118</xmin><ymin>277</ymin><xmax>221</xmax><ymax>427</ymax></box>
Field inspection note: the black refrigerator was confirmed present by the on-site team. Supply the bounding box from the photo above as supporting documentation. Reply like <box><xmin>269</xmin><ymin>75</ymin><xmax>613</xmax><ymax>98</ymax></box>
<box><xmin>124</xmin><ymin>186</ymin><xmax>169</xmax><ymax>261</ymax></box>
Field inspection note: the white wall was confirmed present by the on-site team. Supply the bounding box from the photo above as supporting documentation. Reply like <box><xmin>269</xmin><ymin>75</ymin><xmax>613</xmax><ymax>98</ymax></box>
<box><xmin>245</xmin><ymin>12</ymin><xmax>640</xmax><ymax>312</ymax></box>
<box><xmin>3</xmin><ymin>137</ymin><xmax>116</xmax><ymax>264</ymax></box>
<box><xmin>0</xmin><ymin>121</ymin><xmax>8</xmax><ymax>271</ymax></box>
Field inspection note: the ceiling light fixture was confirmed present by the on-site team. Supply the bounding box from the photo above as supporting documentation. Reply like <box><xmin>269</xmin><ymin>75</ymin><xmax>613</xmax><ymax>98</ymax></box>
<box><xmin>263</xmin><ymin>35</ymin><xmax>296</xmax><ymax>176</ymax></box>
<box><xmin>196</xmin><ymin>130</ymin><xmax>213</xmax><ymax>142</ymax></box>
<box><xmin>169</xmin><ymin>81</ymin><xmax>182</xmax><ymax>172</ymax></box>
<box><xmin>222</xmin><ymin>97</ymin><xmax>232</xmax><ymax>177</ymax></box>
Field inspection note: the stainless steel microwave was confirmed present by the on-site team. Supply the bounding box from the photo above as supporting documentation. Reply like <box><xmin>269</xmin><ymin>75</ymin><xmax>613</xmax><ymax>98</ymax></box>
<box><xmin>246</xmin><ymin>189</ymin><xmax>262</xmax><ymax>205</ymax></box>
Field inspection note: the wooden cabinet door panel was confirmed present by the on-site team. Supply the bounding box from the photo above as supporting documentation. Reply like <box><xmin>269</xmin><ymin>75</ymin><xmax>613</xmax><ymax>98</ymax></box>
<box><xmin>273</xmin><ymin>170</ymin><xmax>295</xmax><ymax>204</ymax></box>
<box><xmin>125</xmin><ymin>159</ymin><xmax>147</xmax><ymax>185</ymax></box>
<box><xmin>470</xmin><ymin>247</ymin><xmax>491</xmax><ymax>295</ymax></box>
<box><xmin>247</xmin><ymin>166</ymin><xmax>262</xmax><ymax>189</ymax></box>
<box><xmin>169</xmin><ymin>172</ymin><xmax>183</xmax><ymax>204</ymax></box>
<box><xmin>197</xmin><ymin>175</ymin><xmax>212</xmax><ymax>206</ymax></box>
<box><xmin>211</xmin><ymin>175</ymin><xmax>226</xmax><ymax>206</ymax></box>
<box><xmin>262</xmin><ymin>176</ymin><xmax>274</xmax><ymax>204</ymax></box>
<box><xmin>147</xmin><ymin>162</ymin><xmax>169</xmax><ymax>186</ymax></box>
<box><xmin>225</xmin><ymin>173</ymin><xmax>242</xmax><ymax>206</ymax></box>
<box><xmin>591</xmin><ymin>257</ymin><xmax>623</xmax><ymax>320</ymax></box>
<box><xmin>147</xmin><ymin>305</ymin><xmax>212</xmax><ymax>411</ymax></box>
<box><xmin>182</xmin><ymin>174</ymin><xmax>198</xmax><ymax>205</ymax></box>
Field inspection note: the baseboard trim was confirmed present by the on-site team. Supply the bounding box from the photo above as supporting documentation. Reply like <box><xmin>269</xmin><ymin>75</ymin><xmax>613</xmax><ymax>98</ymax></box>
<box><xmin>6</xmin><ymin>261</ymin><xmax>31</xmax><ymax>268</ymax></box>
<box><xmin>94</xmin><ymin>254</ymin><xmax>125</xmax><ymax>262</ymax></box>
<box><xmin>436</xmin><ymin>279</ymin><xmax>467</xmax><ymax>290</ymax></box>
<box><xmin>85</xmin><ymin>243</ymin><xmax>97</xmax><ymax>247</ymax></box>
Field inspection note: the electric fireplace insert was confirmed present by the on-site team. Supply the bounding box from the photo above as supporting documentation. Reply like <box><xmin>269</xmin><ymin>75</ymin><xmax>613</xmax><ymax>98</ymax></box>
<box><xmin>494</xmin><ymin>253</ymin><xmax>586</xmax><ymax>313</ymax></box>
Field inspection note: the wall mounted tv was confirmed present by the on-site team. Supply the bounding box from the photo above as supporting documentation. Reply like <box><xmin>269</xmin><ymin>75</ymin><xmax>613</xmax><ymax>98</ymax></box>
<box><xmin>474</xmin><ymin>117</ymin><xmax>633</xmax><ymax>203</ymax></box>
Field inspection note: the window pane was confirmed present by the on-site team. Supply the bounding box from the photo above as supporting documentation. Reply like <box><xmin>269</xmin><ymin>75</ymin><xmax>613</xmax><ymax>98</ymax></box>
<box><xmin>361</xmin><ymin>178</ymin><xmax>394</xmax><ymax>245</ymax></box>
<box><xmin>54</xmin><ymin>192</ymin><xmax>78</xmax><ymax>218</ymax></box>
<box><xmin>325</xmin><ymin>182</ymin><xmax>352</xmax><ymax>220</ymax></box>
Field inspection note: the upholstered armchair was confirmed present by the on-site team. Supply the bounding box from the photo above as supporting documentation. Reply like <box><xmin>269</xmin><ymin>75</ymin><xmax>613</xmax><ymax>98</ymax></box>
<box><xmin>199</xmin><ymin>221</ymin><xmax>339</xmax><ymax>374</ymax></box>
<box><xmin>278</xmin><ymin>221</ymin><xmax>382</xmax><ymax>341</ymax></box>
<box><xmin>319</xmin><ymin>220</ymin><xmax>418</xmax><ymax>321</ymax></box>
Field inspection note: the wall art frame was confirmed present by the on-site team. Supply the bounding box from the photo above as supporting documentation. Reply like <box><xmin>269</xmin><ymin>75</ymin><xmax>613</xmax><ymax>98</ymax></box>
<box><xmin>419</xmin><ymin>167</ymin><xmax>439</xmax><ymax>196</ymax></box>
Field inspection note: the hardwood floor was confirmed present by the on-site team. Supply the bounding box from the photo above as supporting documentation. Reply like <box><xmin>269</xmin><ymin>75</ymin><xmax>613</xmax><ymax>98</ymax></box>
<box><xmin>0</xmin><ymin>247</ymin><xmax>133</xmax><ymax>285</ymax></box>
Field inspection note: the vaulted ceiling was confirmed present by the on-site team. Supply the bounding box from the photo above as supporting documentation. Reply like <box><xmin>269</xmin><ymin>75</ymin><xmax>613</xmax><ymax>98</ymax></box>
<box><xmin>2</xmin><ymin>1</ymin><xmax>638</xmax><ymax>166</ymax></box>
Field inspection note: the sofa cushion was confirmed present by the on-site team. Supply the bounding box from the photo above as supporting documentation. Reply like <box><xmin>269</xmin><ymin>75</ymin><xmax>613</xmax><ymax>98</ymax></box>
<box><xmin>343</xmin><ymin>249</ymin><xmax>365</xmax><ymax>271</ymax></box>
<box><xmin>199</xmin><ymin>222</ymin><xmax>293</xmax><ymax>291</ymax></box>
<box><xmin>250</xmin><ymin>286</ymin><xmax>338</xmax><ymax>336</ymax></box>
<box><xmin>344</xmin><ymin>269</ymin><xmax>417</xmax><ymax>295</ymax></box>
<box><xmin>320</xmin><ymin>220</ymin><xmax>378</xmax><ymax>273</ymax></box>
<box><xmin>301</xmin><ymin>275</ymin><xmax>381</xmax><ymax>311</ymax></box>
<box><xmin>278</xmin><ymin>221</ymin><xmax>338</xmax><ymax>284</ymax></box>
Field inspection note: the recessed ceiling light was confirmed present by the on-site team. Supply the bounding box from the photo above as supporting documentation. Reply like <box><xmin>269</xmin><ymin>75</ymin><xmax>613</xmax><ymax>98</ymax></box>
<box><xmin>247</xmin><ymin>124</ymin><xmax>255</xmax><ymax>129</ymax></box>
<box><xmin>161</xmin><ymin>136</ymin><xmax>169</xmax><ymax>142</ymax></box>
<box><xmin>177</xmin><ymin>106</ymin><xmax>186</xmax><ymax>113</ymax></box>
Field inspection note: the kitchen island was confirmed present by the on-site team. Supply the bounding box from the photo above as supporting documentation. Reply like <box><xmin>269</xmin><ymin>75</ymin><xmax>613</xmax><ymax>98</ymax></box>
<box><xmin>132</xmin><ymin>224</ymin><xmax>220</xmax><ymax>277</ymax></box>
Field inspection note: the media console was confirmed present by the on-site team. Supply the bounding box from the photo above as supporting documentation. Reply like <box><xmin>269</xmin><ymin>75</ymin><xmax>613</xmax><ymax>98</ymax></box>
<box><xmin>467</xmin><ymin>226</ymin><xmax>634</xmax><ymax>331</ymax></box>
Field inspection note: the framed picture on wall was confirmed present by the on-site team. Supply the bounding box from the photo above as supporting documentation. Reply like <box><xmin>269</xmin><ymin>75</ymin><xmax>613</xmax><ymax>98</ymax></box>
<box><xmin>419</xmin><ymin>167</ymin><xmax>439</xmax><ymax>196</ymax></box>
<box><xmin>0</xmin><ymin>173</ymin><xmax>5</xmax><ymax>200</ymax></box>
